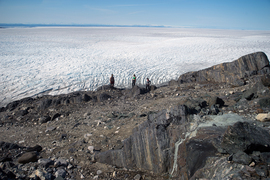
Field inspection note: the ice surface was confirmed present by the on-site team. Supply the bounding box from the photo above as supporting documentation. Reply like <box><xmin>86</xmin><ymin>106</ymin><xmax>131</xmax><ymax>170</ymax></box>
<box><xmin>1</xmin><ymin>27</ymin><xmax>270</xmax><ymax>107</ymax></box>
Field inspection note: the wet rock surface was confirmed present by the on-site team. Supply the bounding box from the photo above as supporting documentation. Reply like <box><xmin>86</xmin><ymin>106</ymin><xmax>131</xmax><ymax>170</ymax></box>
<box><xmin>1</xmin><ymin>52</ymin><xmax>270</xmax><ymax>179</ymax></box>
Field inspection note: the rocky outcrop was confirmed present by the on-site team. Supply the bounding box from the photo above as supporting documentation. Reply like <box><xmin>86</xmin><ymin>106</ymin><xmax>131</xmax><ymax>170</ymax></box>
<box><xmin>95</xmin><ymin>104</ymin><xmax>270</xmax><ymax>179</ymax></box>
<box><xmin>220</xmin><ymin>121</ymin><xmax>270</xmax><ymax>154</ymax></box>
<box><xmin>176</xmin><ymin>52</ymin><xmax>270</xmax><ymax>86</ymax></box>
<box><xmin>95</xmin><ymin>105</ymin><xmax>190</xmax><ymax>175</ymax></box>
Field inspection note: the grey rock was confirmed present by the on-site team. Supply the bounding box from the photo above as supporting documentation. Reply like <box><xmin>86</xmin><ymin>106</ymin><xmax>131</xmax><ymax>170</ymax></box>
<box><xmin>242</xmin><ymin>87</ymin><xmax>258</xmax><ymax>100</ymax></box>
<box><xmin>260</xmin><ymin>152</ymin><xmax>270</xmax><ymax>164</ymax></box>
<box><xmin>133</xmin><ymin>174</ymin><xmax>141</xmax><ymax>180</ymax></box>
<box><xmin>186</xmin><ymin>139</ymin><xmax>218</xmax><ymax>177</ymax></box>
<box><xmin>210</xmin><ymin>104</ymin><xmax>219</xmax><ymax>115</ymax></box>
<box><xmin>258</xmin><ymin>97</ymin><xmax>270</xmax><ymax>108</ymax></box>
<box><xmin>55</xmin><ymin>169</ymin><xmax>66</xmax><ymax>178</ymax></box>
<box><xmin>45</xmin><ymin>126</ymin><xmax>56</xmax><ymax>132</ymax></box>
<box><xmin>232</xmin><ymin>151</ymin><xmax>252</xmax><ymax>165</ymax></box>
<box><xmin>255</xmin><ymin>164</ymin><xmax>268</xmax><ymax>177</ymax></box>
<box><xmin>97</xmin><ymin>170</ymin><xmax>102</xmax><ymax>175</ymax></box>
<box><xmin>38</xmin><ymin>158</ymin><xmax>54</xmax><ymax>168</ymax></box>
<box><xmin>220</xmin><ymin>121</ymin><xmax>270</xmax><ymax>154</ymax></box>
<box><xmin>54</xmin><ymin>158</ymin><xmax>68</xmax><ymax>167</ymax></box>
<box><xmin>39</xmin><ymin>116</ymin><xmax>51</xmax><ymax>124</ymax></box>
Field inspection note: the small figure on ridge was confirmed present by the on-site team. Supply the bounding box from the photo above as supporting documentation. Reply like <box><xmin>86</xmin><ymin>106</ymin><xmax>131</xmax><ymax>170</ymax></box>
<box><xmin>146</xmin><ymin>78</ymin><xmax>151</xmax><ymax>92</ymax></box>
<box><xmin>132</xmin><ymin>74</ymin><xmax>136</xmax><ymax>88</ymax></box>
<box><xmin>110</xmin><ymin>74</ymin><xmax>114</xmax><ymax>87</ymax></box>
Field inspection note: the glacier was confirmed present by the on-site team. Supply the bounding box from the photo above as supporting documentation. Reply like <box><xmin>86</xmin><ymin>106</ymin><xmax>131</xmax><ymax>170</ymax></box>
<box><xmin>1</xmin><ymin>27</ymin><xmax>270</xmax><ymax>107</ymax></box>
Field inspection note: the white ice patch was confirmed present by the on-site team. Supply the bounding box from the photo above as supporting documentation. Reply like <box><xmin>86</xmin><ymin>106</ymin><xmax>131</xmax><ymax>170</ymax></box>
<box><xmin>1</xmin><ymin>27</ymin><xmax>270</xmax><ymax>106</ymax></box>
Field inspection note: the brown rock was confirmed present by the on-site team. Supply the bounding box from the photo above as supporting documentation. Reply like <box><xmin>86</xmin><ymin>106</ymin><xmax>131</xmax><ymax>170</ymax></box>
<box><xmin>18</xmin><ymin>151</ymin><xmax>38</xmax><ymax>164</ymax></box>
<box><xmin>256</xmin><ymin>109</ymin><xmax>264</xmax><ymax>113</ymax></box>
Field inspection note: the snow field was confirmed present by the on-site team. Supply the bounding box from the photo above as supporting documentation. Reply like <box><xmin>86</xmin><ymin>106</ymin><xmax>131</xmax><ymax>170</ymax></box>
<box><xmin>0</xmin><ymin>27</ymin><xmax>270</xmax><ymax>107</ymax></box>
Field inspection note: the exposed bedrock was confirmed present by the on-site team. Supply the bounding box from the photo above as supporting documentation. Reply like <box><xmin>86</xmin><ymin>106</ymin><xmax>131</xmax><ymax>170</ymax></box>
<box><xmin>176</xmin><ymin>51</ymin><xmax>270</xmax><ymax>86</ymax></box>
<box><xmin>95</xmin><ymin>105</ymin><xmax>190</xmax><ymax>176</ymax></box>
<box><xmin>95</xmin><ymin>104</ymin><xmax>270</xmax><ymax>179</ymax></box>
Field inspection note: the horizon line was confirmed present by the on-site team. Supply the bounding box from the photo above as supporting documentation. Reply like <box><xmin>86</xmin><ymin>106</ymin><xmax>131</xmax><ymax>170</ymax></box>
<box><xmin>0</xmin><ymin>23</ymin><xmax>269</xmax><ymax>31</ymax></box>
<box><xmin>0</xmin><ymin>23</ymin><xmax>172</xmax><ymax>28</ymax></box>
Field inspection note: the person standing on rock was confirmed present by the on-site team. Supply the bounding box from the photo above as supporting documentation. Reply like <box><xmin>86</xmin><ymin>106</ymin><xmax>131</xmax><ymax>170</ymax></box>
<box><xmin>110</xmin><ymin>74</ymin><xmax>115</xmax><ymax>87</ymax></box>
<box><xmin>132</xmin><ymin>74</ymin><xmax>136</xmax><ymax>88</ymax></box>
<box><xmin>146</xmin><ymin>78</ymin><xmax>151</xmax><ymax>92</ymax></box>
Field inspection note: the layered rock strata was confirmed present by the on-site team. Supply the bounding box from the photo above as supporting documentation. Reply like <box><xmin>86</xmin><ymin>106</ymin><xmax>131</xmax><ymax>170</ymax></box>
<box><xmin>177</xmin><ymin>52</ymin><xmax>270</xmax><ymax>86</ymax></box>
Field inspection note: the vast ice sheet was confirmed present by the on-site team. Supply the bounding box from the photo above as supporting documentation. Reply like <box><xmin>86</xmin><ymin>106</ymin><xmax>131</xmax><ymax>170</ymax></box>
<box><xmin>1</xmin><ymin>27</ymin><xmax>270</xmax><ymax>107</ymax></box>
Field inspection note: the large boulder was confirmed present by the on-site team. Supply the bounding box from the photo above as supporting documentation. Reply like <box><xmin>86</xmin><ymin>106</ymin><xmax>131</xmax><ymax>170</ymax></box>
<box><xmin>178</xmin><ymin>52</ymin><xmax>270</xmax><ymax>86</ymax></box>
<box><xmin>220</xmin><ymin>121</ymin><xmax>270</xmax><ymax>154</ymax></box>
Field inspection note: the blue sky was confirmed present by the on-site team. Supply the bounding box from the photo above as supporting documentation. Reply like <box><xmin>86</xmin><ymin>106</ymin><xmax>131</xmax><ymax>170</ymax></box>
<box><xmin>0</xmin><ymin>0</ymin><xmax>269</xmax><ymax>30</ymax></box>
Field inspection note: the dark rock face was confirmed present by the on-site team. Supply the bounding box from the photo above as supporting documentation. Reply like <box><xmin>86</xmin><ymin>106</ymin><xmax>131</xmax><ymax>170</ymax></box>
<box><xmin>95</xmin><ymin>105</ymin><xmax>189</xmax><ymax>175</ymax></box>
<box><xmin>220</xmin><ymin>122</ymin><xmax>270</xmax><ymax>154</ymax></box>
<box><xmin>186</xmin><ymin>140</ymin><xmax>217</xmax><ymax>177</ymax></box>
<box><xmin>178</xmin><ymin>52</ymin><xmax>270</xmax><ymax>86</ymax></box>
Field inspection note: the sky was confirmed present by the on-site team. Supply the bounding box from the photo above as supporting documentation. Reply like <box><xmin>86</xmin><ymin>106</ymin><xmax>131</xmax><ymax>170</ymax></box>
<box><xmin>0</xmin><ymin>0</ymin><xmax>270</xmax><ymax>30</ymax></box>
